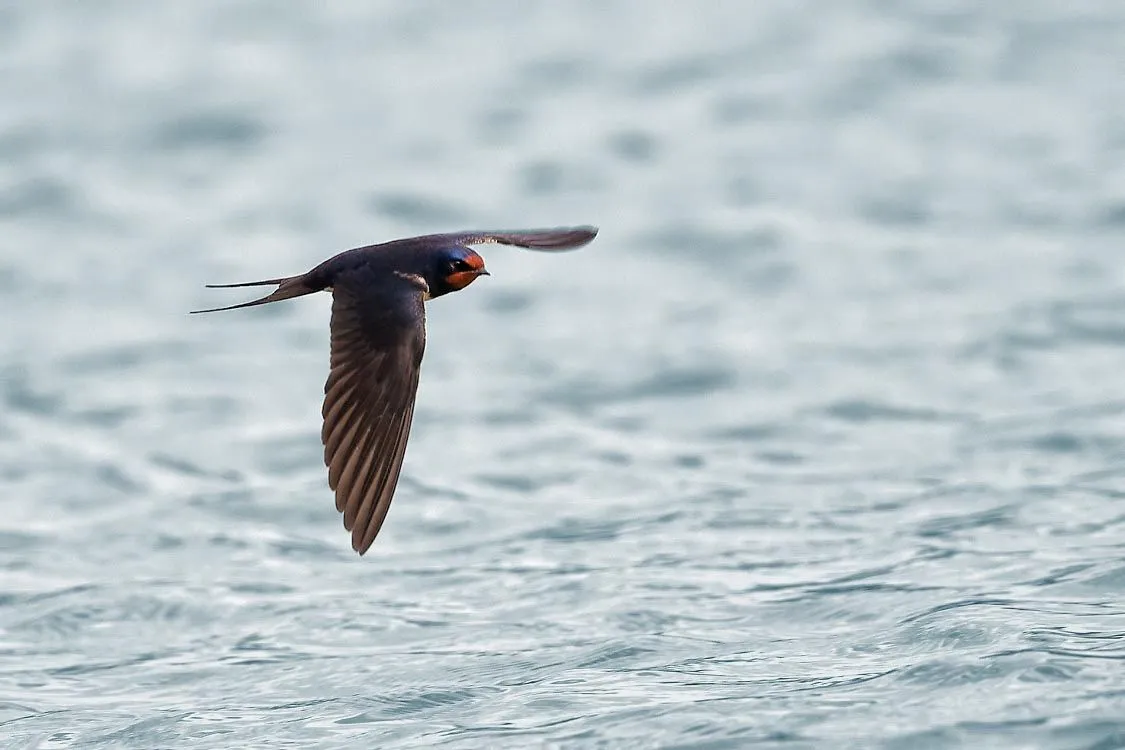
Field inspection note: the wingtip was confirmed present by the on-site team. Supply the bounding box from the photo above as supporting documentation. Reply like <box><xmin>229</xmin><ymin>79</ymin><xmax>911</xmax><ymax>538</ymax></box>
<box><xmin>568</xmin><ymin>224</ymin><xmax>599</xmax><ymax>243</ymax></box>
<box><xmin>520</xmin><ymin>225</ymin><xmax>599</xmax><ymax>251</ymax></box>
<box><xmin>352</xmin><ymin>534</ymin><xmax>372</xmax><ymax>556</ymax></box>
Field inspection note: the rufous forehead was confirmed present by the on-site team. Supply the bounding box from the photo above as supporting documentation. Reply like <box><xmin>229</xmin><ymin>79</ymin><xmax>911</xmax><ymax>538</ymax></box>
<box><xmin>463</xmin><ymin>251</ymin><xmax>486</xmax><ymax>270</ymax></box>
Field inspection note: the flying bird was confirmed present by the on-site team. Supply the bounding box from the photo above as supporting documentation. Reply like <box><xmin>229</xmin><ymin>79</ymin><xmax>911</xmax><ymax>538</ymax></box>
<box><xmin>192</xmin><ymin>226</ymin><xmax>598</xmax><ymax>555</ymax></box>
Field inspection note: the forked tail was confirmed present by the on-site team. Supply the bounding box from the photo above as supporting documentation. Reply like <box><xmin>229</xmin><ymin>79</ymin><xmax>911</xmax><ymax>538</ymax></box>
<box><xmin>190</xmin><ymin>274</ymin><xmax>319</xmax><ymax>314</ymax></box>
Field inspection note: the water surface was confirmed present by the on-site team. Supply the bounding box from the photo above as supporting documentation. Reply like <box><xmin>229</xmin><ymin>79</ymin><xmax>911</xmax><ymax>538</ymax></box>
<box><xmin>3</xmin><ymin>2</ymin><xmax>1125</xmax><ymax>748</ymax></box>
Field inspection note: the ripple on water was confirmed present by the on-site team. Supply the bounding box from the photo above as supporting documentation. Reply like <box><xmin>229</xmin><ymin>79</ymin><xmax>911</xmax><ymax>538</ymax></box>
<box><xmin>4</xmin><ymin>1</ymin><xmax>1125</xmax><ymax>748</ymax></box>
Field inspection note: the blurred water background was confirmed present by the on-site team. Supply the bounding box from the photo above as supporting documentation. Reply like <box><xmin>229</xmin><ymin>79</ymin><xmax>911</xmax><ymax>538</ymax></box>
<box><xmin>3</xmin><ymin>2</ymin><xmax>1125</xmax><ymax>748</ymax></box>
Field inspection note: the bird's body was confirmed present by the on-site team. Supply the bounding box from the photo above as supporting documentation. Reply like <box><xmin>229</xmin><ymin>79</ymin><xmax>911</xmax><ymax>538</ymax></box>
<box><xmin>193</xmin><ymin>227</ymin><xmax>597</xmax><ymax>554</ymax></box>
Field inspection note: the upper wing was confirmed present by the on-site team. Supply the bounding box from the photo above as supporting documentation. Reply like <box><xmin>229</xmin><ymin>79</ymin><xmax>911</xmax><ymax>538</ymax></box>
<box><xmin>321</xmin><ymin>284</ymin><xmax>426</xmax><ymax>555</ymax></box>
<box><xmin>309</xmin><ymin>226</ymin><xmax>598</xmax><ymax>280</ymax></box>
<box><xmin>416</xmin><ymin>226</ymin><xmax>598</xmax><ymax>253</ymax></box>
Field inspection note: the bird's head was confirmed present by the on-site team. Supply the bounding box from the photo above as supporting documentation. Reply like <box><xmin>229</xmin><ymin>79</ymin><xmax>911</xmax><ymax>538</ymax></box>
<box><xmin>426</xmin><ymin>246</ymin><xmax>490</xmax><ymax>298</ymax></box>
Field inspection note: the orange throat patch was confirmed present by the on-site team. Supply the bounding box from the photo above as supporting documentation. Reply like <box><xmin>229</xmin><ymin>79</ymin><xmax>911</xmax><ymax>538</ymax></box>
<box><xmin>445</xmin><ymin>270</ymin><xmax>484</xmax><ymax>291</ymax></box>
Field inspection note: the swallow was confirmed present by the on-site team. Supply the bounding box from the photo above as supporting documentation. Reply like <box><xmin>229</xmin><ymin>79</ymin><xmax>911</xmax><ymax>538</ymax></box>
<box><xmin>192</xmin><ymin>226</ymin><xmax>597</xmax><ymax>555</ymax></box>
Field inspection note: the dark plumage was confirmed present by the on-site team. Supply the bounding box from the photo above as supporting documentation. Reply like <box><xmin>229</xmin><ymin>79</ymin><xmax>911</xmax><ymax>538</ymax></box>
<box><xmin>192</xmin><ymin>227</ymin><xmax>598</xmax><ymax>554</ymax></box>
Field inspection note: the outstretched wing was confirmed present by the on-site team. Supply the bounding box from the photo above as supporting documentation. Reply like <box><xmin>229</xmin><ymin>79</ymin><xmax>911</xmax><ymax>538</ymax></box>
<box><xmin>321</xmin><ymin>284</ymin><xmax>426</xmax><ymax>555</ymax></box>
<box><xmin>414</xmin><ymin>226</ymin><xmax>598</xmax><ymax>253</ymax></box>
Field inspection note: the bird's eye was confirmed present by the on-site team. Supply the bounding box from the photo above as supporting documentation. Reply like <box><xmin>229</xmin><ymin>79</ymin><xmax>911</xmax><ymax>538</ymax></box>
<box><xmin>450</xmin><ymin>259</ymin><xmax>473</xmax><ymax>272</ymax></box>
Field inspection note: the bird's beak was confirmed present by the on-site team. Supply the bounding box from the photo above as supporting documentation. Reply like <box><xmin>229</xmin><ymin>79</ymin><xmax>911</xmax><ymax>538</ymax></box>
<box><xmin>478</xmin><ymin>269</ymin><xmax>490</xmax><ymax>277</ymax></box>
